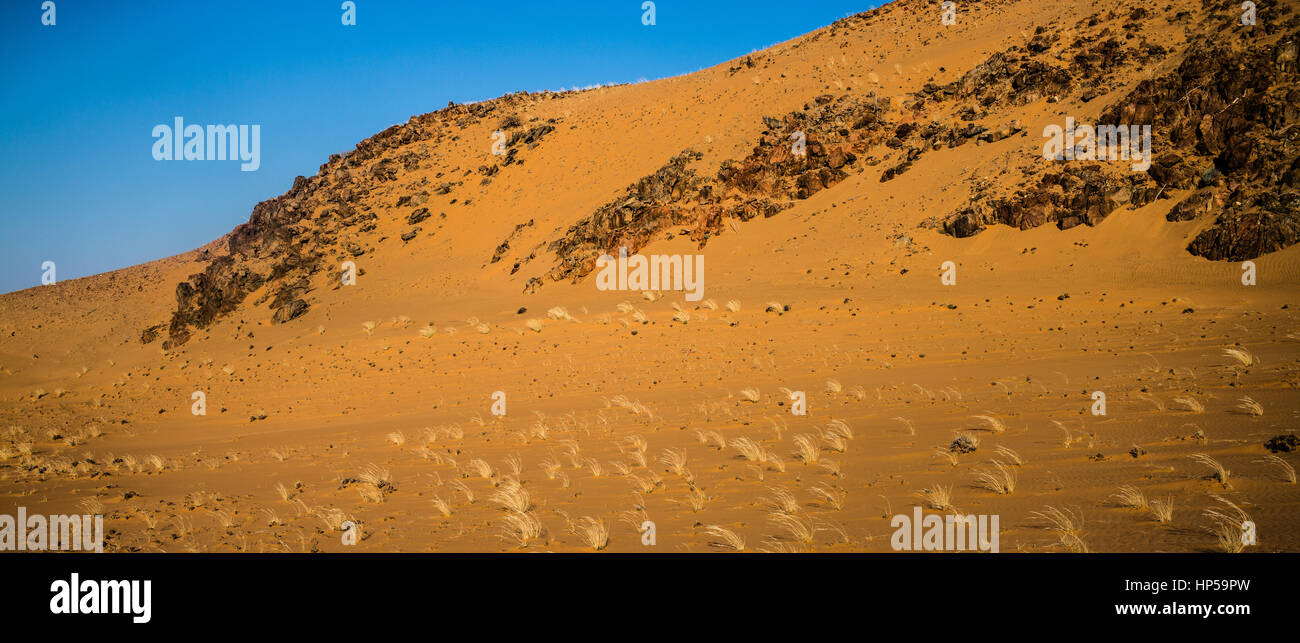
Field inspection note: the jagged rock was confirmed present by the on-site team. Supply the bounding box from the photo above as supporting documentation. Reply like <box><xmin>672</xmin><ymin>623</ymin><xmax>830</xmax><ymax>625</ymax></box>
<box><xmin>271</xmin><ymin>299</ymin><xmax>308</xmax><ymax>323</ymax></box>
<box><xmin>140</xmin><ymin>324</ymin><xmax>165</xmax><ymax>344</ymax></box>
<box><xmin>407</xmin><ymin>208</ymin><xmax>430</xmax><ymax>225</ymax></box>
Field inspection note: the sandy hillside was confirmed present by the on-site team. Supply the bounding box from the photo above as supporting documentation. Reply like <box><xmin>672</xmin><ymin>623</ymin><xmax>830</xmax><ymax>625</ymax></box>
<box><xmin>2</xmin><ymin>0</ymin><xmax>1298</xmax><ymax>552</ymax></box>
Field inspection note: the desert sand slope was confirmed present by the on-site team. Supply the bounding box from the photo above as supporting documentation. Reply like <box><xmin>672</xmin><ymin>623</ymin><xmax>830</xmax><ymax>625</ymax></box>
<box><xmin>1</xmin><ymin>0</ymin><xmax>1297</xmax><ymax>552</ymax></box>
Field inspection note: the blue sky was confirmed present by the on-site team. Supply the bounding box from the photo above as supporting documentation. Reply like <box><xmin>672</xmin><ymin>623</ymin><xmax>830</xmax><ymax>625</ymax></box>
<box><xmin>0</xmin><ymin>0</ymin><xmax>878</xmax><ymax>294</ymax></box>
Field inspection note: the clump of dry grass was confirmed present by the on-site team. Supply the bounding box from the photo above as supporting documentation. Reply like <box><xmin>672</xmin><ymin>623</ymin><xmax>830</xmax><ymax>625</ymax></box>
<box><xmin>932</xmin><ymin>447</ymin><xmax>959</xmax><ymax>466</ymax></box>
<box><xmin>464</xmin><ymin>458</ymin><xmax>495</xmax><ymax>482</ymax></box>
<box><xmin>361</xmin><ymin>321</ymin><xmax>377</xmax><ymax>336</ymax></box>
<box><xmin>1255</xmin><ymin>454</ymin><xmax>1296</xmax><ymax>483</ymax></box>
<box><xmin>696</xmin><ymin>430</ymin><xmax>725</xmax><ymax>450</ymax></box>
<box><xmin>725</xmin><ymin>300</ymin><xmax>741</xmax><ymax>312</ymax></box>
<box><xmin>357</xmin><ymin>484</ymin><xmax>384</xmax><ymax>503</ymax></box>
<box><xmin>1031</xmin><ymin>506</ymin><xmax>1087</xmax><ymax>552</ymax></box>
<box><xmin>1221</xmin><ymin>346</ymin><xmax>1257</xmax><ymax>368</ymax></box>
<box><xmin>809</xmin><ymin>483</ymin><xmax>844</xmax><ymax>510</ymax></box>
<box><xmin>738</xmin><ymin>387</ymin><xmax>760</xmax><ymax>402</ymax></box>
<box><xmin>893</xmin><ymin>417</ymin><xmax>916</xmax><ymax>435</ymax></box>
<box><xmin>78</xmin><ymin>497</ymin><xmax>104</xmax><ymax>515</ymax></box>
<box><xmin>818</xmin><ymin>459</ymin><xmax>843</xmax><ymax>478</ymax></box>
<box><xmin>824</xmin><ymin>379</ymin><xmax>842</xmax><ymax>395</ymax></box>
<box><xmin>1236</xmin><ymin>396</ymin><xmax>1264</xmax><ymax>416</ymax></box>
<box><xmin>490</xmin><ymin>479</ymin><xmax>532</xmax><ymax>513</ymax></box>
<box><xmin>793</xmin><ymin>434</ymin><xmax>821</xmax><ymax>464</ymax></box>
<box><xmin>825</xmin><ymin>419</ymin><xmax>853</xmax><ymax>440</ymax></box>
<box><xmin>971</xmin><ymin>414</ymin><xmax>1007</xmax><ymax>433</ymax></box>
<box><xmin>682</xmin><ymin>487</ymin><xmax>709</xmax><ymax>512</ymax></box>
<box><xmin>1203</xmin><ymin>494</ymin><xmax>1252</xmax><ymax>553</ymax></box>
<box><xmin>1149</xmin><ymin>497</ymin><xmax>1175</xmax><ymax>524</ymax></box>
<box><xmin>658</xmin><ymin>448</ymin><xmax>689</xmax><ymax>478</ymax></box>
<box><xmin>524</xmin><ymin>319</ymin><xmax>543</xmax><ymax>333</ymax></box>
<box><xmin>448</xmin><ymin>480</ymin><xmax>475</xmax><ymax>504</ymax></box>
<box><xmin>314</xmin><ymin>507</ymin><xmax>351</xmax><ymax>532</ymax></box>
<box><xmin>729</xmin><ymin>437</ymin><xmax>768</xmax><ymax>462</ymax></box>
<box><xmin>993</xmin><ymin>445</ymin><xmax>1023</xmax><ymax>466</ymax></box>
<box><xmin>358</xmin><ymin>463</ymin><xmax>392</xmax><ymax>490</ymax></box>
<box><xmin>973</xmin><ymin>461</ymin><xmax>1017</xmax><ymax>495</ymax></box>
<box><xmin>1112</xmin><ymin>485</ymin><xmax>1147</xmax><ymax>510</ymax></box>
<box><xmin>501</xmin><ymin>511</ymin><xmax>544</xmax><ymax>548</ymax></box>
<box><xmin>761</xmin><ymin>486</ymin><xmax>800</xmax><ymax>514</ymax></box>
<box><xmin>916</xmin><ymin>484</ymin><xmax>954</xmax><ymax>511</ymax></box>
<box><xmin>431</xmin><ymin>495</ymin><xmax>452</xmax><ymax>517</ymax></box>
<box><xmin>704</xmin><ymin>525</ymin><xmax>745</xmax><ymax>551</ymax></box>
<box><xmin>768</xmin><ymin>513</ymin><xmax>817</xmax><ymax>546</ymax></box>
<box><xmin>571</xmin><ymin>516</ymin><xmax>609</xmax><ymax>551</ymax></box>
<box><xmin>1172</xmin><ymin>395</ymin><xmax>1205</xmax><ymax>413</ymax></box>
<box><xmin>628</xmin><ymin>472</ymin><xmax>661</xmax><ymax>494</ymax></box>
<box><xmin>1190</xmin><ymin>453</ymin><xmax>1231</xmax><ymax>488</ymax></box>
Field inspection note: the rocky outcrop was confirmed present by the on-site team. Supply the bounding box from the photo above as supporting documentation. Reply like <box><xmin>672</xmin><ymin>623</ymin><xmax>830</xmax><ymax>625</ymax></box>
<box><xmin>539</xmin><ymin>93</ymin><xmax>897</xmax><ymax>286</ymax></box>
<box><xmin>1102</xmin><ymin>28</ymin><xmax>1299</xmax><ymax>260</ymax></box>
<box><xmin>147</xmin><ymin>92</ymin><xmax>567</xmax><ymax>348</ymax></box>
<box><xmin>934</xmin><ymin>10</ymin><xmax>1298</xmax><ymax>261</ymax></box>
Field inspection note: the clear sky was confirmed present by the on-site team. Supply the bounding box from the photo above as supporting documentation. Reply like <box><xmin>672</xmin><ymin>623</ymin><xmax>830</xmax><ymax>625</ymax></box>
<box><xmin>0</xmin><ymin>0</ymin><xmax>879</xmax><ymax>294</ymax></box>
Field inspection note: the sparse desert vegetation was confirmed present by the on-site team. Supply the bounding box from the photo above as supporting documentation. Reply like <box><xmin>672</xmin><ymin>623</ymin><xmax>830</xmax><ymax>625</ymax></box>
<box><xmin>0</xmin><ymin>0</ymin><xmax>1296</xmax><ymax>558</ymax></box>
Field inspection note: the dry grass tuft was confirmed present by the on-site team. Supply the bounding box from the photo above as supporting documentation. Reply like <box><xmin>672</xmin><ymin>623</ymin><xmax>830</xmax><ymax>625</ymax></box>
<box><xmin>490</xmin><ymin>479</ymin><xmax>532</xmax><ymax>513</ymax></box>
<box><xmin>1255</xmin><ymin>454</ymin><xmax>1296</xmax><ymax>483</ymax></box>
<box><xmin>729</xmin><ymin>437</ymin><xmax>768</xmax><ymax>462</ymax></box>
<box><xmin>768</xmin><ymin>513</ymin><xmax>817</xmax><ymax>546</ymax></box>
<box><xmin>1031</xmin><ymin>506</ymin><xmax>1088</xmax><ymax>552</ymax></box>
<box><xmin>704</xmin><ymin>525</ymin><xmax>745</xmax><ymax>551</ymax></box>
<box><xmin>761</xmin><ymin>486</ymin><xmax>800</xmax><ymax>514</ymax></box>
<box><xmin>1235</xmin><ymin>396</ymin><xmax>1264</xmax><ymax>416</ymax></box>
<box><xmin>993</xmin><ymin>445</ymin><xmax>1024</xmax><ymax>466</ymax></box>
<box><xmin>1221</xmin><ymin>346</ymin><xmax>1257</xmax><ymax>368</ymax></box>
<box><xmin>916</xmin><ymin>484</ymin><xmax>955</xmax><ymax>511</ymax></box>
<box><xmin>972</xmin><ymin>460</ymin><xmax>1017</xmax><ymax>495</ymax></box>
<box><xmin>1149</xmin><ymin>497</ymin><xmax>1175</xmax><ymax>524</ymax></box>
<box><xmin>971</xmin><ymin>414</ymin><xmax>1007</xmax><ymax>433</ymax></box>
<box><xmin>572</xmin><ymin>516</ymin><xmax>609</xmax><ymax>551</ymax></box>
<box><xmin>1112</xmin><ymin>485</ymin><xmax>1147</xmax><ymax>510</ymax></box>
<box><xmin>1204</xmin><ymin>495</ymin><xmax>1252</xmax><ymax>553</ymax></box>
<box><xmin>1190</xmin><ymin>453</ymin><xmax>1231</xmax><ymax>487</ymax></box>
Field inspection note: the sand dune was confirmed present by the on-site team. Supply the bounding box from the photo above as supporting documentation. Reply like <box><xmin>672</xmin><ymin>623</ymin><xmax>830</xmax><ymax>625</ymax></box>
<box><xmin>2</xmin><ymin>0</ymin><xmax>1298</xmax><ymax>553</ymax></box>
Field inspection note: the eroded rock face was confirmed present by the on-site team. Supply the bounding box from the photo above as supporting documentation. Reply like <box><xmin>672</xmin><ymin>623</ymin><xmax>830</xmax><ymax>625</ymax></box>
<box><xmin>540</xmin><ymin>94</ymin><xmax>897</xmax><ymax>286</ymax></box>
<box><xmin>149</xmin><ymin>91</ymin><xmax>568</xmax><ymax>348</ymax></box>
<box><xmin>933</xmin><ymin>10</ymin><xmax>1298</xmax><ymax>261</ymax></box>
<box><xmin>1106</xmin><ymin>31</ymin><xmax>1300</xmax><ymax>261</ymax></box>
<box><xmin>942</xmin><ymin>166</ymin><xmax>1160</xmax><ymax>237</ymax></box>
